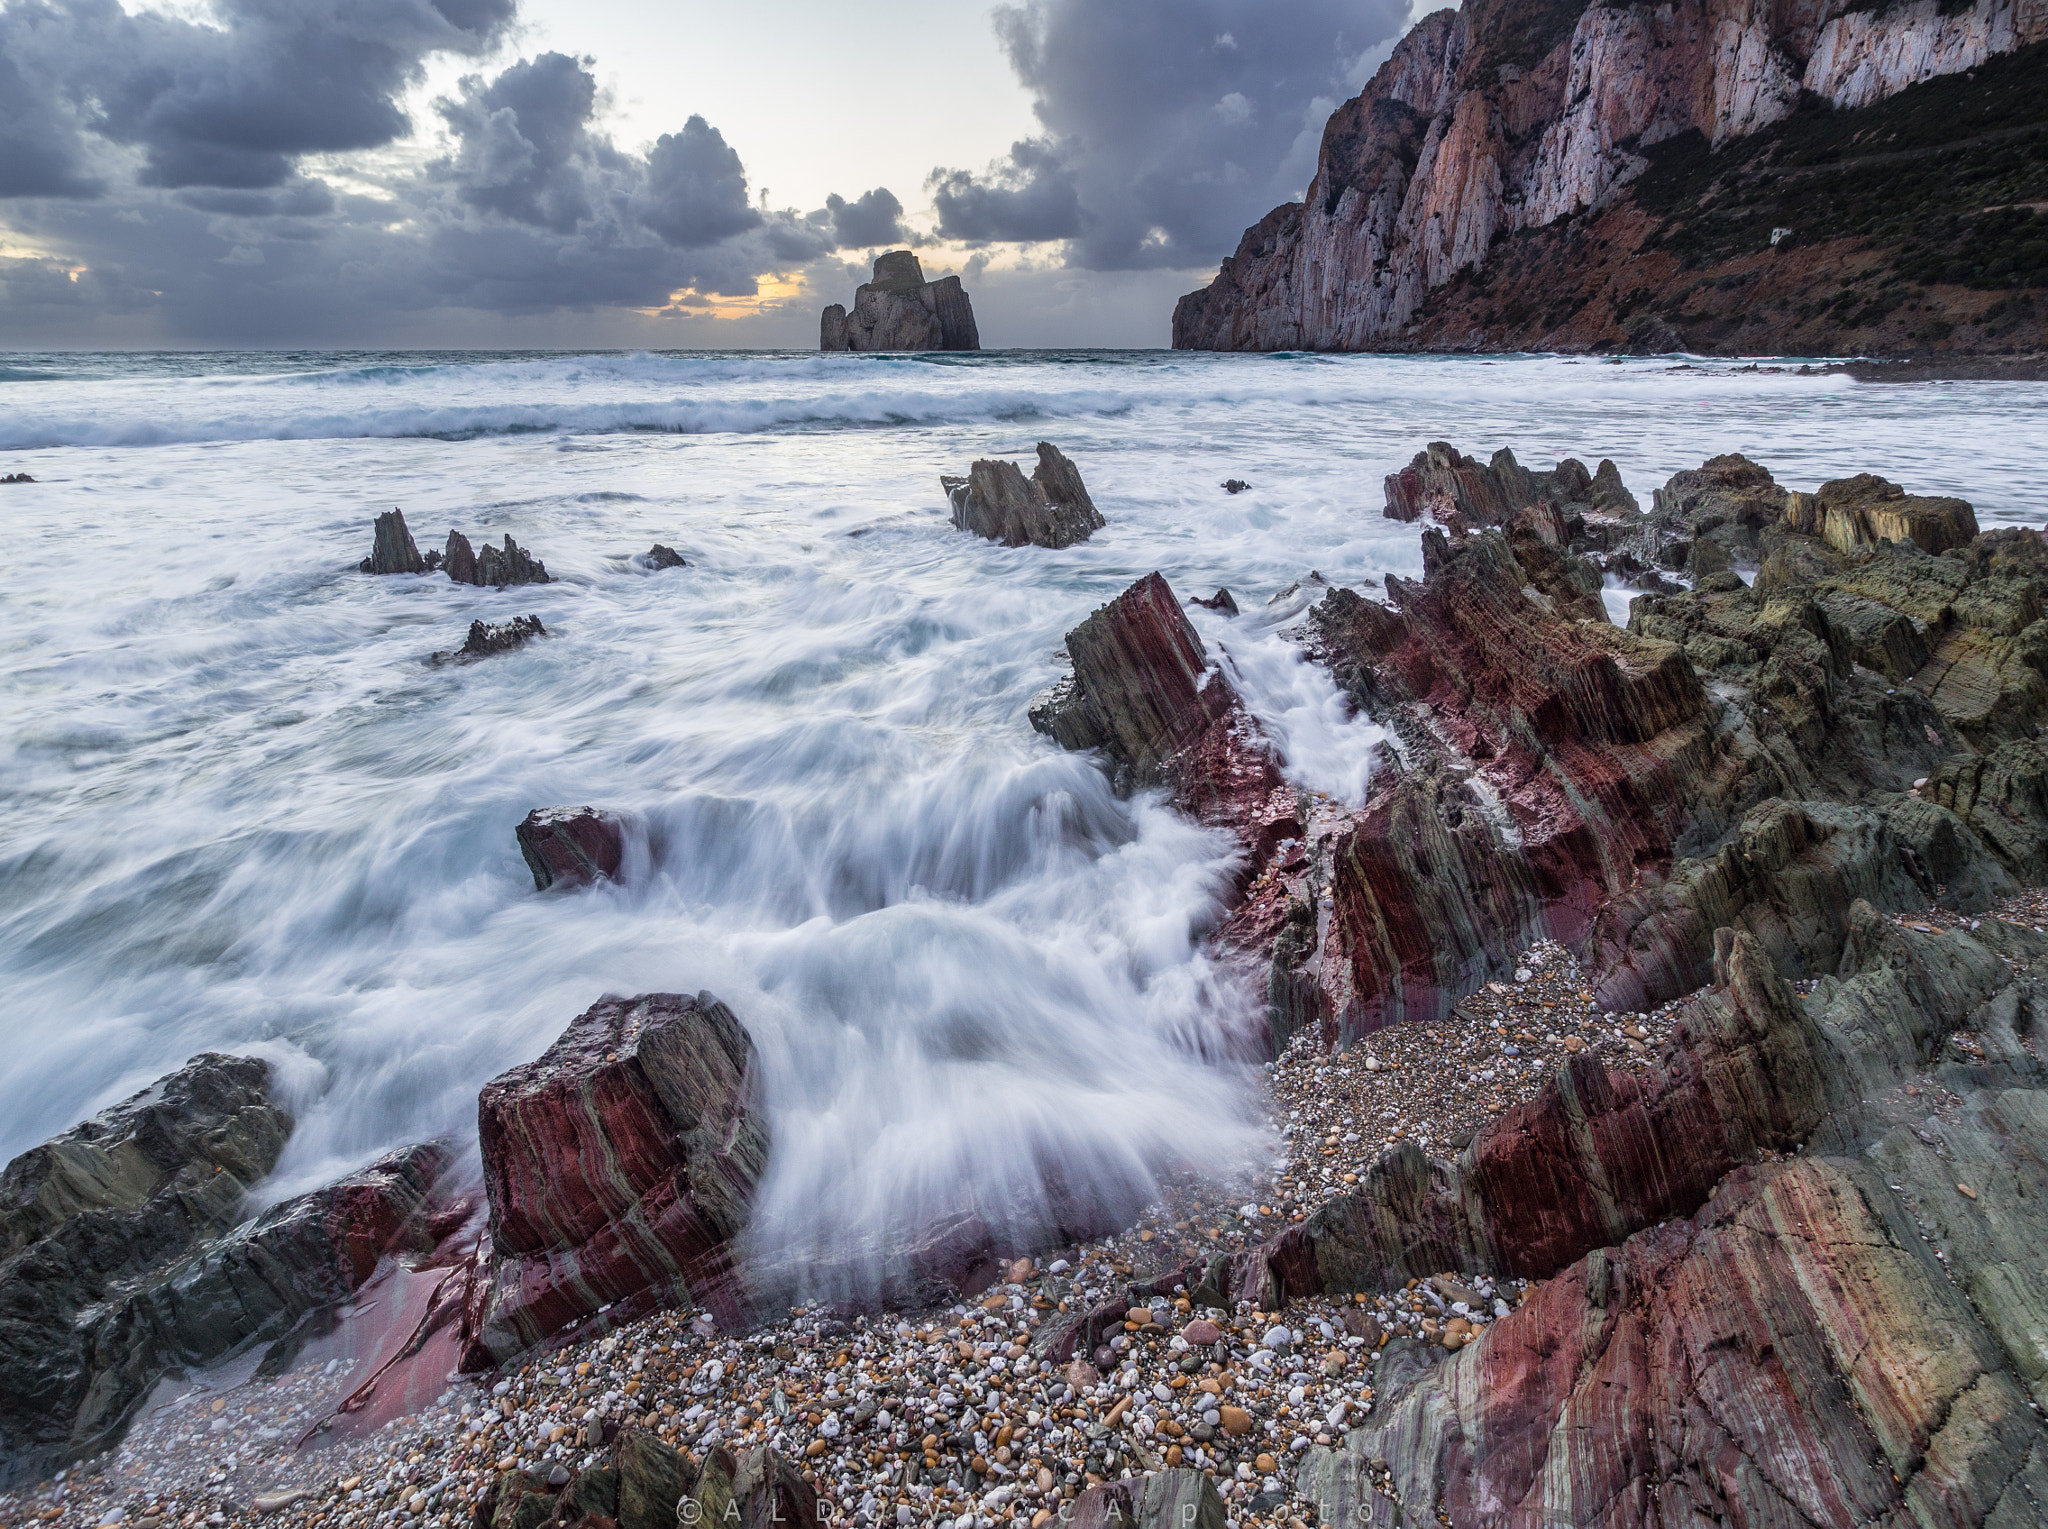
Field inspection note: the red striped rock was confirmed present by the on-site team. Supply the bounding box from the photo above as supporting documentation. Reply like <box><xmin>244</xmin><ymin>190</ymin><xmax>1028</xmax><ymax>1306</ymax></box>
<box><xmin>461</xmin><ymin>992</ymin><xmax>766</xmax><ymax>1363</ymax></box>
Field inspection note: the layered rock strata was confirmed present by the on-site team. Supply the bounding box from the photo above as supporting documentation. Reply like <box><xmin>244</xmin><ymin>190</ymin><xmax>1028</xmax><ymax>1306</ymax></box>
<box><xmin>0</xmin><ymin>1057</ymin><xmax>447</xmax><ymax>1486</ymax></box>
<box><xmin>516</xmin><ymin>808</ymin><xmax>627</xmax><ymax>892</ymax></box>
<box><xmin>1173</xmin><ymin>0</ymin><xmax>2047</xmax><ymax>355</ymax></box>
<box><xmin>459</xmin><ymin>993</ymin><xmax>768</xmax><ymax>1365</ymax></box>
<box><xmin>945</xmin><ymin>442</ymin><xmax>1105</xmax><ymax>549</ymax></box>
<box><xmin>1272</xmin><ymin>910</ymin><xmax>2048</xmax><ymax>1526</ymax></box>
<box><xmin>821</xmin><ymin>251</ymin><xmax>979</xmax><ymax>352</ymax></box>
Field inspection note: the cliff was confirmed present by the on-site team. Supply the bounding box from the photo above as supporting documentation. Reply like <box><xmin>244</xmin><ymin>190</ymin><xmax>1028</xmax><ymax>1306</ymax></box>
<box><xmin>821</xmin><ymin>250</ymin><xmax>980</xmax><ymax>352</ymax></box>
<box><xmin>1173</xmin><ymin>0</ymin><xmax>2048</xmax><ymax>355</ymax></box>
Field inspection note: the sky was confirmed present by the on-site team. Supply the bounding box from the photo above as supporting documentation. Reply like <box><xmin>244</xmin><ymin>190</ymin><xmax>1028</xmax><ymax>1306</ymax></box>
<box><xmin>0</xmin><ymin>0</ymin><xmax>1420</xmax><ymax>348</ymax></box>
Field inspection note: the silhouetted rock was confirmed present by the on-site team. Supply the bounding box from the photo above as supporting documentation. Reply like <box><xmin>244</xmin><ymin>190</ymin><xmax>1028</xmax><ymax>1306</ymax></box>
<box><xmin>360</xmin><ymin>508</ymin><xmax>427</xmax><ymax>574</ymax></box>
<box><xmin>947</xmin><ymin>442</ymin><xmax>1105</xmax><ymax>549</ymax></box>
<box><xmin>820</xmin><ymin>251</ymin><xmax>978</xmax><ymax>352</ymax></box>
<box><xmin>644</xmin><ymin>545</ymin><xmax>688</xmax><ymax>570</ymax></box>
<box><xmin>1221</xmin><ymin>479</ymin><xmax>1251</xmax><ymax>494</ymax></box>
<box><xmin>516</xmin><ymin>807</ymin><xmax>626</xmax><ymax>891</ymax></box>
<box><xmin>459</xmin><ymin>992</ymin><xmax>767</xmax><ymax>1364</ymax></box>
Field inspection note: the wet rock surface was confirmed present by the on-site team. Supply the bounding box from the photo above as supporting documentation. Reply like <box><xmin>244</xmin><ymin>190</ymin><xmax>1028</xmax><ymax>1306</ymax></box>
<box><xmin>438</xmin><ymin>617</ymin><xmax>547</xmax><ymax>663</ymax></box>
<box><xmin>461</xmin><ymin>993</ymin><xmax>768</xmax><ymax>1365</ymax></box>
<box><xmin>641</xmin><ymin>547</ymin><xmax>687</xmax><ymax>571</ymax></box>
<box><xmin>515</xmin><ymin>809</ymin><xmax>626</xmax><ymax>893</ymax></box>
<box><xmin>946</xmin><ymin>444</ymin><xmax>1105</xmax><ymax>550</ymax></box>
<box><xmin>0</xmin><ymin>1055</ymin><xmax>448</xmax><ymax>1488</ymax></box>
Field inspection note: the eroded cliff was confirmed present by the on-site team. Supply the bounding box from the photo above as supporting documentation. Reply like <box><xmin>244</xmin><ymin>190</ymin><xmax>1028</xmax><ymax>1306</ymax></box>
<box><xmin>1173</xmin><ymin>0</ymin><xmax>2048</xmax><ymax>354</ymax></box>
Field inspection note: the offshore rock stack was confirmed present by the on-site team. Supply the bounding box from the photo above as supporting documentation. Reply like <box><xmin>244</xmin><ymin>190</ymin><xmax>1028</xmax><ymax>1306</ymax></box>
<box><xmin>820</xmin><ymin>251</ymin><xmax>979</xmax><ymax>353</ymax></box>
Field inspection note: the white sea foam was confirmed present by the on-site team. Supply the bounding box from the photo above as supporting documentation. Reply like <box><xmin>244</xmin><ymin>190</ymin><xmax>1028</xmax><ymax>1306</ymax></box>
<box><xmin>2</xmin><ymin>348</ymin><xmax>2044</xmax><ymax>1290</ymax></box>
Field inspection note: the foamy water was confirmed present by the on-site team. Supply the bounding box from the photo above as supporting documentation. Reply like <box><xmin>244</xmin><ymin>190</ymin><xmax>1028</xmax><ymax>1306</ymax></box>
<box><xmin>3</xmin><ymin>347</ymin><xmax>2043</xmax><ymax>1287</ymax></box>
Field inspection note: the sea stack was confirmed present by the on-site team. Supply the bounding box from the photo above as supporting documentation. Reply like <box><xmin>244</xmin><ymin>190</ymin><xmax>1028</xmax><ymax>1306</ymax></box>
<box><xmin>821</xmin><ymin>250</ymin><xmax>980</xmax><ymax>352</ymax></box>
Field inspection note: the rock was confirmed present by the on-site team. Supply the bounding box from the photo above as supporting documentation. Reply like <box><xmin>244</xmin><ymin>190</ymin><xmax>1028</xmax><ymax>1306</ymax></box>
<box><xmin>0</xmin><ymin>473</ymin><xmax>33</xmax><ymax>485</ymax></box>
<box><xmin>460</xmin><ymin>992</ymin><xmax>767</xmax><ymax>1364</ymax></box>
<box><xmin>1221</xmin><ymin>480</ymin><xmax>1251</xmax><ymax>494</ymax></box>
<box><xmin>475</xmin><ymin>535</ymin><xmax>550</xmax><ymax>587</ymax></box>
<box><xmin>1804</xmin><ymin>472</ymin><xmax>1980</xmax><ymax>555</ymax></box>
<box><xmin>444</xmin><ymin>530</ymin><xmax>479</xmax><ymax>585</ymax></box>
<box><xmin>360</xmin><ymin>508</ymin><xmax>427</xmax><ymax>575</ymax></box>
<box><xmin>1181</xmin><ymin>1319</ymin><xmax>1221</xmax><ymax>1345</ymax></box>
<box><xmin>1217</xmin><ymin>1406</ymin><xmax>1252</xmax><ymax>1437</ymax></box>
<box><xmin>1190</xmin><ymin>589</ymin><xmax>1239</xmax><ymax>616</ymax></box>
<box><xmin>612</xmin><ymin>1431</ymin><xmax>684</xmax><ymax>1529</ymax></box>
<box><xmin>1071</xmin><ymin>1470</ymin><xmax>1223</xmax><ymax>1529</ymax></box>
<box><xmin>516</xmin><ymin>807</ymin><xmax>627</xmax><ymax>892</ymax></box>
<box><xmin>456</xmin><ymin>615</ymin><xmax>547</xmax><ymax>659</ymax></box>
<box><xmin>946</xmin><ymin>443</ymin><xmax>1105</xmax><ymax>549</ymax></box>
<box><xmin>820</xmin><ymin>251</ymin><xmax>979</xmax><ymax>352</ymax></box>
<box><xmin>0</xmin><ymin>1051</ymin><xmax>445</xmax><ymax>1487</ymax></box>
<box><xmin>643</xmin><ymin>545</ymin><xmax>688</xmax><ymax>570</ymax></box>
<box><xmin>1171</xmin><ymin>0</ymin><xmax>2048</xmax><ymax>356</ymax></box>
<box><xmin>689</xmin><ymin>1445</ymin><xmax>816</xmax><ymax>1529</ymax></box>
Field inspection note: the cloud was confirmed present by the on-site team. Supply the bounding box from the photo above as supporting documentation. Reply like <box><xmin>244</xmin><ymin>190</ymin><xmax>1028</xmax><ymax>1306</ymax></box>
<box><xmin>928</xmin><ymin>0</ymin><xmax>1410</xmax><ymax>270</ymax></box>
<box><xmin>0</xmin><ymin>0</ymin><xmax>916</xmax><ymax>343</ymax></box>
<box><xmin>824</xmin><ymin>187</ymin><xmax>908</xmax><ymax>249</ymax></box>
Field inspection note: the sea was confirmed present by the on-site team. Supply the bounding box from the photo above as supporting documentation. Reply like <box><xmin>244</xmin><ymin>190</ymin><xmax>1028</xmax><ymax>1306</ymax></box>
<box><xmin>3</xmin><ymin>347</ymin><xmax>2044</xmax><ymax>1288</ymax></box>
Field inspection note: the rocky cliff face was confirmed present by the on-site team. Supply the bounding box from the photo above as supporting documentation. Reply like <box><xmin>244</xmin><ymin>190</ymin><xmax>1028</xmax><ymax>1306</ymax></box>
<box><xmin>821</xmin><ymin>251</ymin><xmax>980</xmax><ymax>352</ymax></box>
<box><xmin>1173</xmin><ymin>0</ymin><xmax>2048</xmax><ymax>354</ymax></box>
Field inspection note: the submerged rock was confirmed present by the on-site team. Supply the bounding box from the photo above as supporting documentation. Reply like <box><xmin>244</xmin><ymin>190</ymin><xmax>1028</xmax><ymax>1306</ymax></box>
<box><xmin>1</xmin><ymin>472</ymin><xmax>34</xmax><ymax>485</ymax></box>
<box><xmin>460</xmin><ymin>992</ymin><xmax>768</xmax><ymax>1363</ymax></box>
<box><xmin>516</xmin><ymin>806</ymin><xmax>626</xmax><ymax>891</ymax></box>
<box><xmin>643</xmin><ymin>544</ymin><xmax>688</xmax><ymax>570</ymax></box>
<box><xmin>820</xmin><ymin>250</ymin><xmax>978</xmax><ymax>352</ymax></box>
<box><xmin>1221</xmin><ymin>479</ymin><xmax>1251</xmax><ymax>495</ymax></box>
<box><xmin>360</xmin><ymin>507</ymin><xmax>427</xmax><ymax>574</ymax></box>
<box><xmin>1191</xmin><ymin>588</ymin><xmax>1240</xmax><ymax>615</ymax></box>
<box><xmin>0</xmin><ymin>1056</ymin><xmax>446</xmax><ymax>1486</ymax></box>
<box><xmin>946</xmin><ymin>442</ymin><xmax>1105</xmax><ymax>549</ymax></box>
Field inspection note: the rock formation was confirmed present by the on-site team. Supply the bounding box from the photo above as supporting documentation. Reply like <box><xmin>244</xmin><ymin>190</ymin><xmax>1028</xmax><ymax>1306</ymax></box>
<box><xmin>472</xmin><ymin>1433</ymin><xmax>817</xmax><ymax>1529</ymax></box>
<box><xmin>459</xmin><ymin>993</ymin><xmax>768</xmax><ymax>1365</ymax></box>
<box><xmin>1034</xmin><ymin>447</ymin><xmax>2048</xmax><ymax>1054</ymax></box>
<box><xmin>1173</xmin><ymin>2</ymin><xmax>2047</xmax><ymax>355</ymax></box>
<box><xmin>447</xmin><ymin>614</ymin><xmax>547</xmax><ymax>661</ymax></box>
<box><xmin>945</xmin><ymin>443</ymin><xmax>1105</xmax><ymax>549</ymax></box>
<box><xmin>643</xmin><ymin>545</ymin><xmax>688</xmax><ymax>570</ymax></box>
<box><xmin>443</xmin><ymin>531</ymin><xmax>550</xmax><ymax>588</ymax></box>
<box><xmin>0</xmin><ymin>1055</ymin><xmax>448</xmax><ymax>1486</ymax></box>
<box><xmin>820</xmin><ymin>251</ymin><xmax>980</xmax><ymax>352</ymax></box>
<box><xmin>1265</xmin><ymin>909</ymin><xmax>2048</xmax><ymax>1526</ymax></box>
<box><xmin>517</xmin><ymin>807</ymin><xmax>627</xmax><ymax>891</ymax></box>
<box><xmin>2</xmin><ymin>472</ymin><xmax>36</xmax><ymax>484</ymax></box>
<box><xmin>361</xmin><ymin>508</ymin><xmax>427</xmax><ymax>575</ymax></box>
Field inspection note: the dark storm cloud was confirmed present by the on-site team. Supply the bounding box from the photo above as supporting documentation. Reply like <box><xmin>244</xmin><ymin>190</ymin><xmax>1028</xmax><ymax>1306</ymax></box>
<box><xmin>0</xmin><ymin>0</ymin><xmax>912</xmax><ymax>341</ymax></box>
<box><xmin>823</xmin><ymin>187</ymin><xmax>909</xmax><ymax>249</ymax></box>
<box><xmin>929</xmin><ymin>0</ymin><xmax>1408</xmax><ymax>270</ymax></box>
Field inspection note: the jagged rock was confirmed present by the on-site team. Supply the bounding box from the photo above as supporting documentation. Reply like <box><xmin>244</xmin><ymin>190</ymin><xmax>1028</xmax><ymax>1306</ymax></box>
<box><xmin>452</xmin><ymin>614</ymin><xmax>546</xmax><ymax>660</ymax></box>
<box><xmin>461</xmin><ymin>993</ymin><xmax>767</xmax><ymax>1364</ymax></box>
<box><xmin>1221</xmin><ymin>479</ymin><xmax>1251</xmax><ymax>494</ymax></box>
<box><xmin>643</xmin><ymin>545</ymin><xmax>687</xmax><ymax>570</ymax></box>
<box><xmin>1295</xmin><ymin>913</ymin><xmax>2048</xmax><ymax>1527</ymax></box>
<box><xmin>2</xmin><ymin>472</ymin><xmax>35</xmax><ymax>484</ymax></box>
<box><xmin>445</xmin><ymin>530</ymin><xmax>479</xmax><ymax>584</ymax></box>
<box><xmin>689</xmin><ymin>1445</ymin><xmax>817</xmax><ymax>1529</ymax></box>
<box><xmin>477</xmin><ymin>535</ymin><xmax>550</xmax><ymax>587</ymax></box>
<box><xmin>1172</xmin><ymin>0</ymin><xmax>2048</xmax><ymax>355</ymax></box>
<box><xmin>0</xmin><ymin>1055</ymin><xmax>444</xmax><ymax>1485</ymax></box>
<box><xmin>946</xmin><ymin>443</ymin><xmax>1105</xmax><ymax>549</ymax></box>
<box><xmin>360</xmin><ymin>508</ymin><xmax>427</xmax><ymax>575</ymax></box>
<box><xmin>516</xmin><ymin>808</ymin><xmax>627</xmax><ymax>892</ymax></box>
<box><xmin>820</xmin><ymin>251</ymin><xmax>979</xmax><ymax>352</ymax></box>
<box><xmin>1190</xmin><ymin>589</ymin><xmax>1239</xmax><ymax>616</ymax></box>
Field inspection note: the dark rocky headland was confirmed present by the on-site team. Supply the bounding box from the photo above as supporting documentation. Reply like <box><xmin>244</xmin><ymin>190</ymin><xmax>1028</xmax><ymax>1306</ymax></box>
<box><xmin>6</xmin><ymin>444</ymin><xmax>2048</xmax><ymax>1529</ymax></box>
<box><xmin>1173</xmin><ymin>0</ymin><xmax>2047</xmax><ymax>357</ymax></box>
